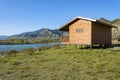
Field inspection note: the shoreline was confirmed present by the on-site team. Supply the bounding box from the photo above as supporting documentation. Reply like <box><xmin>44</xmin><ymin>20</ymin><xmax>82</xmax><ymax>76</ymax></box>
<box><xmin>0</xmin><ymin>43</ymin><xmax>62</xmax><ymax>53</ymax></box>
<box><xmin>0</xmin><ymin>42</ymin><xmax>60</xmax><ymax>45</ymax></box>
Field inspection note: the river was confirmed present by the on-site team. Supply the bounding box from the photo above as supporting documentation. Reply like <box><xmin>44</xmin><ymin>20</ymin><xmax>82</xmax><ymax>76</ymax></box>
<box><xmin>0</xmin><ymin>43</ymin><xmax>61</xmax><ymax>52</ymax></box>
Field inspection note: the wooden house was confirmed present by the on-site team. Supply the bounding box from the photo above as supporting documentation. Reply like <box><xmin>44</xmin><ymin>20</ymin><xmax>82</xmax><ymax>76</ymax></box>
<box><xmin>58</xmin><ymin>16</ymin><xmax>115</xmax><ymax>47</ymax></box>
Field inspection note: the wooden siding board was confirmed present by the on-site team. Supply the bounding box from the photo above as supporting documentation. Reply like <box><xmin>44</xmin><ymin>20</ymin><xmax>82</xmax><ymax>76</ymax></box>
<box><xmin>60</xmin><ymin>18</ymin><xmax>112</xmax><ymax>46</ymax></box>
<box><xmin>92</xmin><ymin>22</ymin><xmax>112</xmax><ymax>45</ymax></box>
<box><xmin>69</xmin><ymin>20</ymin><xmax>92</xmax><ymax>44</ymax></box>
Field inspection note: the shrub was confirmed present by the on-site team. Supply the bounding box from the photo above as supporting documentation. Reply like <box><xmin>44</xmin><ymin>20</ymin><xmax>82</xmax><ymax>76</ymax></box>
<box><xmin>22</xmin><ymin>48</ymin><xmax>36</xmax><ymax>55</ymax></box>
<box><xmin>6</xmin><ymin>50</ymin><xmax>18</xmax><ymax>55</ymax></box>
<box><xmin>52</xmin><ymin>44</ymin><xmax>60</xmax><ymax>49</ymax></box>
<box><xmin>12</xmin><ymin>61</ymin><xmax>21</xmax><ymax>66</ymax></box>
<box><xmin>38</xmin><ymin>46</ymin><xmax>51</xmax><ymax>51</ymax></box>
<box><xmin>0</xmin><ymin>52</ymin><xmax>4</xmax><ymax>56</ymax></box>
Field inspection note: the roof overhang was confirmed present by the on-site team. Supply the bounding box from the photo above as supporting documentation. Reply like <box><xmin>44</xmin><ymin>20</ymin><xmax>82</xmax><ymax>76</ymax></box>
<box><xmin>96</xmin><ymin>20</ymin><xmax>117</xmax><ymax>28</ymax></box>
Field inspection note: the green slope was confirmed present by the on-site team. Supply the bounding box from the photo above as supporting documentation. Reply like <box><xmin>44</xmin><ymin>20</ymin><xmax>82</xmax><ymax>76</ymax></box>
<box><xmin>0</xmin><ymin>46</ymin><xmax>120</xmax><ymax>80</ymax></box>
<box><xmin>8</xmin><ymin>28</ymin><xmax>61</xmax><ymax>40</ymax></box>
<box><xmin>99</xmin><ymin>18</ymin><xmax>120</xmax><ymax>39</ymax></box>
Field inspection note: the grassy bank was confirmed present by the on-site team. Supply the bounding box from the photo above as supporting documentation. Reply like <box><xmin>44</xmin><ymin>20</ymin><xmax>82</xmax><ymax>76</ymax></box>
<box><xmin>0</xmin><ymin>46</ymin><xmax>120</xmax><ymax>80</ymax></box>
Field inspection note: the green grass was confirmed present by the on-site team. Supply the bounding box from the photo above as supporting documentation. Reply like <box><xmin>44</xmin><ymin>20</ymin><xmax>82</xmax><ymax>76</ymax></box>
<box><xmin>0</xmin><ymin>46</ymin><xmax>120</xmax><ymax>80</ymax></box>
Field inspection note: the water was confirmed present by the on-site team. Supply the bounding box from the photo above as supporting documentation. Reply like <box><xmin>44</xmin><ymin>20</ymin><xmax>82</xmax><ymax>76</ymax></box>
<box><xmin>0</xmin><ymin>43</ymin><xmax>61</xmax><ymax>52</ymax></box>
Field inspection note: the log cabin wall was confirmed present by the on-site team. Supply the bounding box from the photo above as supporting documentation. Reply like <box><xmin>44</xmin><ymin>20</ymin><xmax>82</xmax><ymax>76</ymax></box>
<box><xmin>92</xmin><ymin>22</ymin><xmax>112</xmax><ymax>45</ymax></box>
<box><xmin>69</xmin><ymin>19</ymin><xmax>92</xmax><ymax>44</ymax></box>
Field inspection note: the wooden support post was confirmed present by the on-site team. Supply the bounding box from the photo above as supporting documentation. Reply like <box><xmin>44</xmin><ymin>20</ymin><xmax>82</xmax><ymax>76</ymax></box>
<box><xmin>73</xmin><ymin>44</ymin><xmax>75</xmax><ymax>48</ymax></box>
<box><xmin>68</xmin><ymin>44</ymin><xmax>70</xmax><ymax>48</ymax></box>
<box><xmin>75</xmin><ymin>44</ymin><xmax>77</xmax><ymax>49</ymax></box>
<box><xmin>85</xmin><ymin>45</ymin><xmax>86</xmax><ymax>48</ymax></box>
<box><xmin>86</xmin><ymin>45</ymin><xmax>89</xmax><ymax>49</ymax></box>
<box><xmin>72</xmin><ymin>44</ymin><xmax>74</xmax><ymax>48</ymax></box>
<box><xmin>80</xmin><ymin>45</ymin><xmax>82</xmax><ymax>49</ymax></box>
<box><xmin>90</xmin><ymin>45</ymin><xmax>92</xmax><ymax>49</ymax></box>
<box><xmin>78</xmin><ymin>45</ymin><xmax>79</xmax><ymax>49</ymax></box>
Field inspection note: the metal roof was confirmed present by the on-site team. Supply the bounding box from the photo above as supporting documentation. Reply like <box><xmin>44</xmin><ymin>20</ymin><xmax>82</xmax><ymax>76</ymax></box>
<box><xmin>58</xmin><ymin>16</ymin><xmax>116</xmax><ymax>31</ymax></box>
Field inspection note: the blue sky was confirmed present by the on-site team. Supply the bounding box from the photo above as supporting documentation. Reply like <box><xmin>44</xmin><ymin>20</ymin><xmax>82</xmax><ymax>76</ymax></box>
<box><xmin>0</xmin><ymin>0</ymin><xmax>120</xmax><ymax>35</ymax></box>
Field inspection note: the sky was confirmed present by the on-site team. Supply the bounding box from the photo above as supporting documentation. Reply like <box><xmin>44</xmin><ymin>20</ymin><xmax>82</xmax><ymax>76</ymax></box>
<box><xmin>0</xmin><ymin>0</ymin><xmax>120</xmax><ymax>35</ymax></box>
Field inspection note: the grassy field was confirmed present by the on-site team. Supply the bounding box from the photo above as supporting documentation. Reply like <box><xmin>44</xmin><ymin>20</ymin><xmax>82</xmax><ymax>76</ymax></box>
<box><xmin>0</xmin><ymin>46</ymin><xmax>120</xmax><ymax>80</ymax></box>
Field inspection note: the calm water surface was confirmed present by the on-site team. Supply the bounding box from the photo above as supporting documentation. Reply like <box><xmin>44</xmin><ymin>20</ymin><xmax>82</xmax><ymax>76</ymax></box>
<box><xmin>0</xmin><ymin>43</ymin><xmax>61</xmax><ymax>52</ymax></box>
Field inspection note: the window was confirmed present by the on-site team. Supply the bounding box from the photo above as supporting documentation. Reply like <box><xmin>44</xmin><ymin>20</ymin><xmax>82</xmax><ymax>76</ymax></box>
<box><xmin>62</xmin><ymin>31</ymin><xmax>69</xmax><ymax>36</ymax></box>
<box><xmin>76</xmin><ymin>28</ymin><xmax>83</xmax><ymax>32</ymax></box>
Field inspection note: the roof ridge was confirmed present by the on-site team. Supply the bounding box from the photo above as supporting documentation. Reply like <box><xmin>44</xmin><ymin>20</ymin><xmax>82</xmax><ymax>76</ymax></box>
<box><xmin>58</xmin><ymin>16</ymin><xmax>116</xmax><ymax>31</ymax></box>
<box><xmin>75</xmin><ymin>16</ymin><xmax>96</xmax><ymax>22</ymax></box>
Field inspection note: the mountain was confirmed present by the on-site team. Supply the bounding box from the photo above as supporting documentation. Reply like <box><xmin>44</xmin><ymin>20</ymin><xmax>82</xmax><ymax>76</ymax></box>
<box><xmin>111</xmin><ymin>18</ymin><xmax>120</xmax><ymax>26</ymax></box>
<box><xmin>111</xmin><ymin>19</ymin><xmax>120</xmax><ymax>39</ymax></box>
<box><xmin>99</xmin><ymin>17</ymin><xmax>111</xmax><ymax>24</ymax></box>
<box><xmin>0</xmin><ymin>35</ymin><xmax>8</xmax><ymax>40</ymax></box>
<box><xmin>99</xmin><ymin>18</ymin><xmax>120</xmax><ymax>39</ymax></box>
<box><xmin>5</xmin><ymin>18</ymin><xmax>120</xmax><ymax>41</ymax></box>
<box><xmin>8</xmin><ymin>28</ymin><xmax>61</xmax><ymax>40</ymax></box>
<box><xmin>99</xmin><ymin>17</ymin><xmax>120</xmax><ymax>27</ymax></box>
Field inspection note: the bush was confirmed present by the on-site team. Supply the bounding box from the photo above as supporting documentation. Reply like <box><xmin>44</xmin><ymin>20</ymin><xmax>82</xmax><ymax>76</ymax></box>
<box><xmin>12</xmin><ymin>61</ymin><xmax>21</xmax><ymax>66</ymax></box>
<box><xmin>52</xmin><ymin>44</ymin><xmax>60</xmax><ymax>49</ymax></box>
<box><xmin>0</xmin><ymin>52</ymin><xmax>4</xmax><ymax>56</ymax></box>
<box><xmin>37</xmin><ymin>46</ymin><xmax>51</xmax><ymax>51</ymax></box>
<box><xmin>22</xmin><ymin>48</ymin><xmax>36</xmax><ymax>55</ymax></box>
<box><xmin>6</xmin><ymin>50</ymin><xmax>18</xmax><ymax>55</ymax></box>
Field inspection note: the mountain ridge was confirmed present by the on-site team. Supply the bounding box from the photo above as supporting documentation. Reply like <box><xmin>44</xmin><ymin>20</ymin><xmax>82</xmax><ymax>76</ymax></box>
<box><xmin>8</xmin><ymin>28</ymin><xmax>61</xmax><ymax>40</ymax></box>
<box><xmin>99</xmin><ymin>18</ymin><xmax>120</xmax><ymax>39</ymax></box>
<box><xmin>0</xmin><ymin>35</ymin><xmax>8</xmax><ymax>40</ymax></box>
<box><xmin>99</xmin><ymin>17</ymin><xmax>120</xmax><ymax>26</ymax></box>
<box><xmin>2</xmin><ymin>17</ymin><xmax>120</xmax><ymax>41</ymax></box>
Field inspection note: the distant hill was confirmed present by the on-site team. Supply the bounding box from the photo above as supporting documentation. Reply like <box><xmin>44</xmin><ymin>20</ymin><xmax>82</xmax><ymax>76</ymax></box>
<box><xmin>99</xmin><ymin>17</ymin><xmax>120</xmax><ymax>26</ymax></box>
<box><xmin>0</xmin><ymin>35</ymin><xmax>8</xmax><ymax>40</ymax></box>
<box><xmin>4</xmin><ymin>17</ymin><xmax>120</xmax><ymax>41</ymax></box>
<box><xmin>99</xmin><ymin>18</ymin><xmax>120</xmax><ymax>39</ymax></box>
<box><xmin>112</xmin><ymin>19</ymin><xmax>120</xmax><ymax>39</ymax></box>
<box><xmin>111</xmin><ymin>18</ymin><xmax>120</xmax><ymax>26</ymax></box>
<box><xmin>99</xmin><ymin>17</ymin><xmax>111</xmax><ymax>24</ymax></box>
<box><xmin>8</xmin><ymin>28</ymin><xmax>61</xmax><ymax>40</ymax></box>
